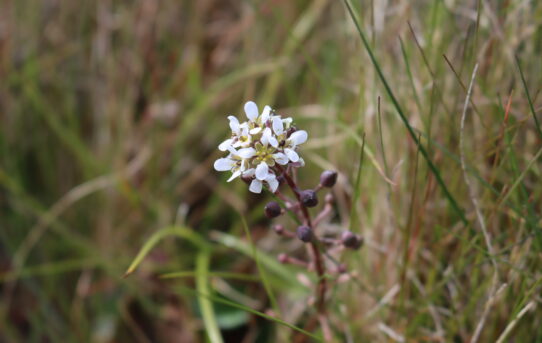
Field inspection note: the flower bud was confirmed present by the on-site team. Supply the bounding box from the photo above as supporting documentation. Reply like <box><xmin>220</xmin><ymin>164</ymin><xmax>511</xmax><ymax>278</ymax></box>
<box><xmin>296</xmin><ymin>225</ymin><xmax>313</xmax><ymax>242</ymax></box>
<box><xmin>320</xmin><ymin>170</ymin><xmax>338</xmax><ymax>188</ymax></box>
<box><xmin>341</xmin><ymin>231</ymin><xmax>363</xmax><ymax>250</ymax></box>
<box><xmin>264</xmin><ymin>201</ymin><xmax>282</xmax><ymax>218</ymax></box>
<box><xmin>325</xmin><ymin>193</ymin><xmax>334</xmax><ymax>204</ymax></box>
<box><xmin>300</xmin><ymin>190</ymin><xmax>318</xmax><ymax>207</ymax></box>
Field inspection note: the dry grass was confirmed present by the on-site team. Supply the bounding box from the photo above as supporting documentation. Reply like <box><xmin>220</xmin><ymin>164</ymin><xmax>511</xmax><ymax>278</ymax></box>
<box><xmin>1</xmin><ymin>0</ymin><xmax>541</xmax><ymax>342</ymax></box>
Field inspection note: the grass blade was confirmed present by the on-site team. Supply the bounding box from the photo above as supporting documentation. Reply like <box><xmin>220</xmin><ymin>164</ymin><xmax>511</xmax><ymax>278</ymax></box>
<box><xmin>342</xmin><ymin>0</ymin><xmax>468</xmax><ymax>226</ymax></box>
<box><xmin>240</xmin><ymin>215</ymin><xmax>281</xmax><ymax>316</ymax></box>
<box><xmin>515</xmin><ymin>55</ymin><xmax>542</xmax><ymax>140</ymax></box>
<box><xmin>196</xmin><ymin>251</ymin><xmax>224</xmax><ymax>343</ymax></box>
<box><xmin>123</xmin><ymin>226</ymin><xmax>210</xmax><ymax>277</ymax></box>
<box><xmin>177</xmin><ymin>286</ymin><xmax>323</xmax><ymax>341</ymax></box>
<box><xmin>160</xmin><ymin>271</ymin><xmax>260</xmax><ymax>282</ymax></box>
<box><xmin>210</xmin><ymin>231</ymin><xmax>304</xmax><ymax>291</ymax></box>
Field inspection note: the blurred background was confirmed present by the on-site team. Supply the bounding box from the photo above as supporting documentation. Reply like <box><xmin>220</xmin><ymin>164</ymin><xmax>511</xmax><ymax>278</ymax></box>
<box><xmin>1</xmin><ymin>0</ymin><xmax>541</xmax><ymax>342</ymax></box>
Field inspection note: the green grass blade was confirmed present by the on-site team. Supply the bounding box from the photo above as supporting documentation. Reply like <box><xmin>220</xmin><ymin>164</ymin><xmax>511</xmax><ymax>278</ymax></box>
<box><xmin>177</xmin><ymin>286</ymin><xmax>323</xmax><ymax>341</ymax></box>
<box><xmin>124</xmin><ymin>226</ymin><xmax>210</xmax><ymax>277</ymax></box>
<box><xmin>349</xmin><ymin>132</ymin><xmax>365</xmax><ymax>232</ymax></box>
<box><xmin>160</xmin><ymin>271</ymin><xmax>260</xmax><ymax>282</ymax></box>
<box><xmin>515</xmin><ymin>55</ymin><xmax>542</xmax><ymax>140</ymax></box>
<box><xmin>196</xmin><ymin>251</ymin><xmax>224</xmax><ymax>343</ymax></box>
<box><xmin>210</xmin><ymin>231</ymin><xmax>304</xmax><ymax>291</ymax></box>
<box><xmin>499</xmin><ymin>146</ymin><xmax>542</xmax><ymax>206</ymax></box>
<box><xmin>342</xmin><ymin>0</ymin><xmax>469</xmax><ymax>226</ymax></box>
<box><xmin>240</xmin><ymin>215</ymin><xmax>281</xmax><ymax>316</ymax></box>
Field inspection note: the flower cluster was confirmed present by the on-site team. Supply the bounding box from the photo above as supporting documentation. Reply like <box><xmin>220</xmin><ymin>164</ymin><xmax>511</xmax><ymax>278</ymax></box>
<box><xmin>214</xmin><ymin>101</ymin><xmax>308</xmax><ymax>193</ymax></box>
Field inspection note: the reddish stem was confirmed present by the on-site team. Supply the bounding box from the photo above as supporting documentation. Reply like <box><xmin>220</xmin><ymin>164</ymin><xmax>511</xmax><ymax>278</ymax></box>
<box><xmin>275</xmin><ymin>165</ymin><xmax>327</xmax><ymax>315</ymax></box>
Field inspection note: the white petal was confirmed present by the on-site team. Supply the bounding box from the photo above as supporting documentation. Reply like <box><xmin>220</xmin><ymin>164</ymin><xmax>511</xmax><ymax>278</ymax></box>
<box><xmin>249</xmin><ymin>127</ymin><xmax>262</xmax><ymax>135</ymax></box>
<box><xmin>255</xmin><ymin>162</ymin><xmax>269</xmax><ymax>180</ymax></box>
<box><xmin>228</xmin><ymin>116</ymin><xmax>240</xmax><ymax>134</ymax></box>
<box><xmin>244</xmin><ymin>101</ymin><xmax>259</xmax><ymax>121</ymax></box>
<box><xmin>227</xmin><ymin>170</ymin><xmax>241</xmax><ymax>182</ymax></box>
<box><xmin>273</xmin><ymin>152</ymin><xmax>289</xmax><ymax>165</ymax></box>
<box><xmin>285</xmin><ymin>148</ymin><xmax>299</xmax><ymax>162</ymax></box>
<box><xmin>266</xmin><ymin>174</ymin><xmax>279</xmax><ymax>193</ymax></box>
<box><xmin>261</xmin><ymin>128</ymin><xmax>272</xmax><ymax>146</ymax></box>
<box><xmin>261</xmin><ymin>106</ymin><xmax>272</xmax><ymax>122</ymax></box>
<box><xmin>282</xmin><ymin>117</ymin><xmax>293</xmax><ymax>126</ymax></box>
<box><xmin>289</xmin><ymin>130</ymin><xmax>307</xmax><ymax>145</ymax></box>
<box><xmin>214</xmin><ymin>158</ymin><xmax>234</xmax><ymax>171</ymax></box>
<box><xmin>243</xmin><ymin>168</ymin><xmax>255</xmax><ymax>177</ymax></box>
<box><xmin>272</xmin><ymin>116</ymin><xmax>284</xmax><ymax>135</ymax></box>
<box><xmin>218</xmin><ymin>138</ymin><xmax>233</xmax><ymax>151</ymax></box>
<box><xmin>269</xmin><ymin>136</ymin><xmax>278</xmax><ymax>148</ymax></box>
<box><xmin>291</xmin><ymin>157</ymin><xmax>305</xmax><ymax>168</ymax></box>
<box><xmin>240</xmin><ymin>123</ymin><xmax>250</xmax><ymax>135</ymax></box>
<box><xmin>227</xmin><ymin>146</ymin><xmax>238</xmax><ymax>154</ymax></box>
<box><xmin>237</xmin><ymin>147</ymin><xmax>256</xmax><ymax>158</ymax></box>
<box><xmin>249</xmin><ymin>179</ymin><xmax>262</xmax><ymax>193</ymax></box>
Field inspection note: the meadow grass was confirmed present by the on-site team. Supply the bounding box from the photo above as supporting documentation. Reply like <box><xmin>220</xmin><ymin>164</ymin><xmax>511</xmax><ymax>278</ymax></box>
<box><xmin>1</xmin><ymin>0</ymin><xmax>541</xmax><ymax>342</ymax></box>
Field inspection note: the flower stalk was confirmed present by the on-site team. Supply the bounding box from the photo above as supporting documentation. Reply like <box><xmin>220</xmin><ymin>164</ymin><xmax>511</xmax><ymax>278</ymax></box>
<box><xmin>214</xmin><ymin>101</ymin><xmax>363</xmax><ymax>341</ymax></box>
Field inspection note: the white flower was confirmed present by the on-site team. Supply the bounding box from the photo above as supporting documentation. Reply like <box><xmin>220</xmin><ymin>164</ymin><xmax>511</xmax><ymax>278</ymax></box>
<box><xmin>261</xmin><ymin>128</ymin><xmax>278</xmax><ymax>148</ymax></box>
<box><xmin>272</xmin><ymin>152</ymin><xmax>289</xmax><ymax>165</ymax></box>
<box><xmin>215</xmin><ymin>100</ymin><xmax>308</xmax><ymax>194</ymax></box>
<box><xmin>213</xmin><ymin>154</ymin><xmax>245</xmax><ymax>182</ymax></box>
<box><xmin>244</xmin><ymin>101</ymin><xmax>259</xmax><ymax>122</ymax></box>
<box><xmin>255</xmin><ymin>161</ymin><xmax>270</xmax><ymax>180</ymax></box>
<box><xmin>260</xmin><ymin>106</ymin><xmax>272</xmax><ymax>123</ymax></box>
<box><xmin>228</xmin><ymin>116</ymin><xmax>240</xmax><ymax>134</ymax></box>
<box><xmin>249</xmin><ymin>173</ymin><xmax>279</xmax><ymax>193</ymax></box>
<box><xmin>213</xmin><ymin>147</ymin><xmax>255</xmax><ymax>182</ymax></box>
<box><xmin>237</xmin><ymin>147</ymin><xmax>256</xmax><ymax>159</ymax></box>
<box><xmin>283</xmin><ymin>130</ymin><xmax>308</xmax><ymax>162</ymax></box>
<box><xmin>218</xmin><ymin>138</ymin><xmax>234</xmax><ymax>151</ymax></box>
<box><xmin>288</xmin><ymin>130</ymin><xmax>308</xmax><ymax>146</ymax></box>
<box><xmin>272</xmin><ymin>116</ymin><xmax>284</xmax><ymax>135</ymax></box>
<box><xmin>213</xmin><ymin>157</ymin><xmax>235</xmax><ymax>171</ymax></box>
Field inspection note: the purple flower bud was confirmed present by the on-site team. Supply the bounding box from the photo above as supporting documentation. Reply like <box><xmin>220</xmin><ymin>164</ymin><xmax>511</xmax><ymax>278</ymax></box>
<box><xmin>341</xmin><ymin>231</ymin><xmax>363</xmax><ymax>250</ymax></box>
<box><xmin>296</xmin><ymin>225</ymin><xmax>313</xmax><ymax>242</ymax></box>
<box><xmin>300</xmin><ymin>189</ymin><xmax>318</xmax><ymax>208</ymax></box>
<box><xmin>320</xmin><ymin>170</ymin><xmax>338</xmax><ymax>188</ymax></box>
<box><xmin>264</xmin><ymin>201</ymin><xmax>282</xmax><ymax>218</ymax></box>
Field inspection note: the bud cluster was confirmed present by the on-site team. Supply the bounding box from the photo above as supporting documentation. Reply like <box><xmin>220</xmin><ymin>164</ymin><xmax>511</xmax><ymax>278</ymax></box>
<box><xmin>262</xmin><ymin>169</ymin><xmax>363</xmax><ymax>273</ymax></box>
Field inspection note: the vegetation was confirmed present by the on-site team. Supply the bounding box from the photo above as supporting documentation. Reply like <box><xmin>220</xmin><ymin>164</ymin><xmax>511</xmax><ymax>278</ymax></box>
<box><xmin>1</xmin><ymin>0</ymin><xmax>541</xmax><ymax>341</ymax></box>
